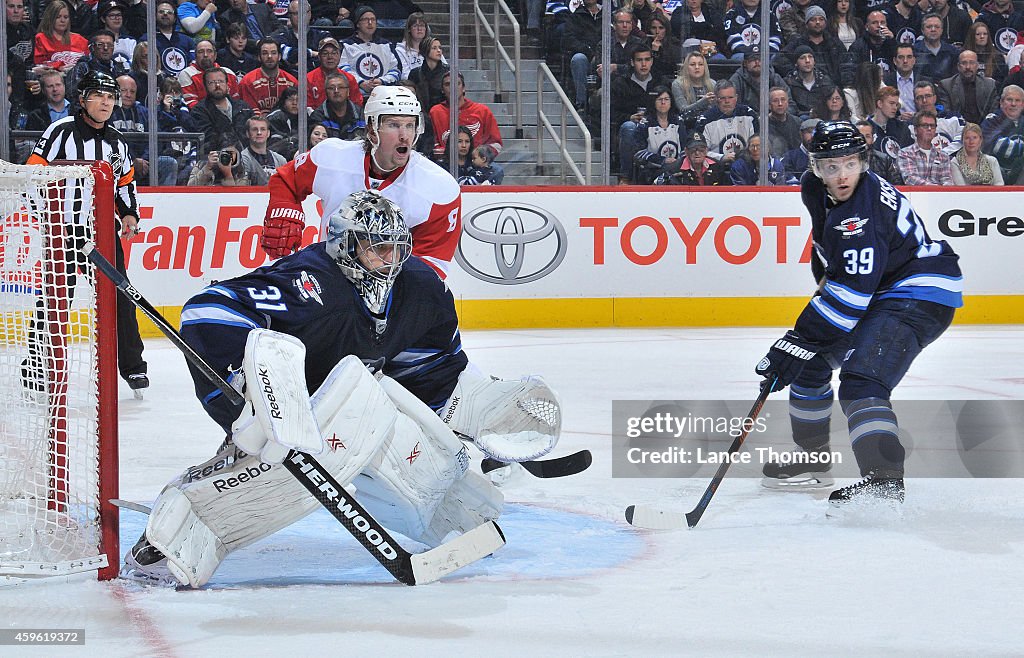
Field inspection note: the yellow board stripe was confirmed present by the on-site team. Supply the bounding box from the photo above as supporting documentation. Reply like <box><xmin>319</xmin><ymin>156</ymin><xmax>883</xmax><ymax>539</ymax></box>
<box><xmin>135</xmin><ymin>296</ymin><xmax>1022</xmax><ymax>337</ymax></box>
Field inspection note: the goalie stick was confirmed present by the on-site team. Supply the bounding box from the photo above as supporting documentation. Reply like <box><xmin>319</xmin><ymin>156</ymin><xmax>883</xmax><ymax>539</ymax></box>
<box><xmin>480</xmin><ymin>450</ymin><xmax>593</xmax><ymax>478</ymax></box>
<box><xmin>624</xmin><ymin>377</ymin><xmax>777</xmax><ymax>530</ymax></box>
<box><xmin>84</xmin><ymin>242</ymin><xmax>504</xmax><ymax>585</ymax></box>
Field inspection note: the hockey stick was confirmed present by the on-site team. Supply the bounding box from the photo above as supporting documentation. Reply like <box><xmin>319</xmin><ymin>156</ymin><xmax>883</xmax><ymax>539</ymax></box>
<box><xmin>84</xmin><ymin>242</ymin><xmax>505</xmax><ymax>585</ymax></box>
<box><xmin>480</xmin><ymin>450</ymin><xmax>593</xmax><ymax>478</ymax></box>
<box><xmin>624</xmin><ymin>377</ymin><xmax>777</xmax><ymax>530</ymax></box>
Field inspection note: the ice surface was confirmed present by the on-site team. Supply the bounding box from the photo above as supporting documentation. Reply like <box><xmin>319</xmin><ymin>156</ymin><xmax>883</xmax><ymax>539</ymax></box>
<box><xmin>3</xmin><ymin>326</ymin><xmax>1022</xmax><ymax>657</ymax></box>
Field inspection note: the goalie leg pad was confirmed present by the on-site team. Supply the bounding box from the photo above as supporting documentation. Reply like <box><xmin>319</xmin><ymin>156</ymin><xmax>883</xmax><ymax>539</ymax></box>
<box><xmin>232</xmin><ymin>329</ymin><xmax>323</xmax><ymax>464</ymax></box>
<box><xmin>441</xmin><ymin>366</ymin><xmax>562</xmax><ymax>462</ymax></box>
<box><xmin>353</xmin><ymin>375</ymin><xmax>486</xmax><ymax>545</ymax></box>
<box><xmin>420</xmin><ymin>470</ymin><xmax>504</xmax><ymax>547</ymax></box>
<box><xmin>144</xmin><ymin>356</ymin><xmax>399</xmax><ymax>587</ymax></box>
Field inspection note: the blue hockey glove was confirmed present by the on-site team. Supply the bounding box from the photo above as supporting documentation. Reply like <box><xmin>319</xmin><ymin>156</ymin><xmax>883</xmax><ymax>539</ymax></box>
<box><xmin>755</xmin><ymin>331</ymin><xmax>818</xmax><ymax>393</ymax></box>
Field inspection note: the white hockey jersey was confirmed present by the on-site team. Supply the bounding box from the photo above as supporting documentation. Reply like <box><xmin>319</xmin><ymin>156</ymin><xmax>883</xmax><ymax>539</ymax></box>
<box><xmin>267</xmin><ymin>138</ymin><xmax>462</xmax><ymax>277</ymax></box>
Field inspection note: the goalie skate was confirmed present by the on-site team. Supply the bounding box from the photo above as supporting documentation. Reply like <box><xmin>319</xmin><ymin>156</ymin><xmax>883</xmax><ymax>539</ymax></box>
<box><xmin>119</xmin><ymin>536</ymin><xmax>178</xmax><ymax>588</ymax></box>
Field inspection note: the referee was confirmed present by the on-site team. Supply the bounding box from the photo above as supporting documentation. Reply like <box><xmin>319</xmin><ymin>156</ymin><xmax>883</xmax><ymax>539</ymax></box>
<box><xmin>24</xmin><ymin>70</ymin><xmax>149</xmax><ymax>392</ymax></box>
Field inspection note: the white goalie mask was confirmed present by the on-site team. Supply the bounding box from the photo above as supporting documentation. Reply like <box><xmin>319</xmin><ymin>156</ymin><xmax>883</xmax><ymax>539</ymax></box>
<box><xmin>325</xmin><ymin>191</ymin><xmax>413</xmax><ymax>315</ymax></box>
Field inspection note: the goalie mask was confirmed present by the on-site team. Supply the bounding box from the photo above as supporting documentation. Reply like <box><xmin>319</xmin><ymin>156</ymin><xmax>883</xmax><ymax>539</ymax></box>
<box><xmin>325</xmin><ymin>191</ymin><xmax>412</xmax><ymax>315</ymax></box>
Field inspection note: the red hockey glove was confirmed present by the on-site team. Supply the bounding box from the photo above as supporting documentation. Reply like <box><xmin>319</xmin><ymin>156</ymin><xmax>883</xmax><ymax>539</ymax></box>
<box><xmin>261</xmin><ymin>202</ymin><xmax>306</xmax><ymax>259</ymax></box>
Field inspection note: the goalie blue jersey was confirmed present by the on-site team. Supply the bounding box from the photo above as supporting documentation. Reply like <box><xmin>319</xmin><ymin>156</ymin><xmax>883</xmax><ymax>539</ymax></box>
<box><xmin>795</xmin><ymin>170</ymin><xmax>963</xmax><ymax>346</ymax></box>
<box><xmin>179</xmin><ymin>243</ymin><xmax>467</xmax><ymax>431</ymax></box>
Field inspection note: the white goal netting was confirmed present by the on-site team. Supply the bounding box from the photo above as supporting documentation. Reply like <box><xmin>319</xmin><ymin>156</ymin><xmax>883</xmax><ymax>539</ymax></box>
<box><xmin>0</xmin><ymin>162</ymin><xmax>115</xmax><ymax>581</ymax></box>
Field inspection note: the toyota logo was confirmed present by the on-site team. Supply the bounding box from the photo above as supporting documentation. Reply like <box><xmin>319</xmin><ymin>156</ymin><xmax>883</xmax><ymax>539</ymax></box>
<box><xmin>456</xmin><ymin>203</ymin><xmax>567</xmax><ymax>285</ymax></box>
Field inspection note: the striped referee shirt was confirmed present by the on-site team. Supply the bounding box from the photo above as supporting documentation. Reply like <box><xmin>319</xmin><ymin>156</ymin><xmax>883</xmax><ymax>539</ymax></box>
<box><xmin>26</xmin><ymin>113</ymin><xmax>139</xmax><ymax>223</ymax></box>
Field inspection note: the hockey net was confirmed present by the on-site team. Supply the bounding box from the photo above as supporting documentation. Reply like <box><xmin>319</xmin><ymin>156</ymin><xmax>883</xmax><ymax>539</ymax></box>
<box><xmin>0</xmin><ymin>161</ymin><xmax>119</xmax><ymax>582</ymax></box>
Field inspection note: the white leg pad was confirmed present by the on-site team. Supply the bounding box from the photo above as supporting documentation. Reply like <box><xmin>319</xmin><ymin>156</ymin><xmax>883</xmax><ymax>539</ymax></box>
<box><xmin>352</xmin><ymin>376</ymin><xmax>501</xmax><ymax>546</ymax></box>
<box><xmin>143</xmin><ymin>356</ymin><xmax>399</xmax><ymax>587</ymax></box>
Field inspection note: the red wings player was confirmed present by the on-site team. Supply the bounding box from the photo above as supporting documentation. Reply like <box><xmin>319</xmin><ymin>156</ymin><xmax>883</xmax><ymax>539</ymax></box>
<box><xmin>260</xmin><ymin>85</ymin><xmax>461</xmax><ymax>278</ymax></box>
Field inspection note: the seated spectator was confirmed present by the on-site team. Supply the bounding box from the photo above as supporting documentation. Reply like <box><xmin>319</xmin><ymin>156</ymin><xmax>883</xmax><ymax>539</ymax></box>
<box><xmin>221</xmin><ymin>0</ymin><xmax>279</xmax><ymax>48</ymax></box>
<box><xmin>653</xmin><ymin>131</ymin><xmax>731</xmax><ymax>185</ymax></box>
<box><xmin>306</xmin><ymin>37</ymin><xmax>363</xmax><ymax>108</ymax></box>
<box><xmin>178</xmin><ymin>0</ymin><xmax>220</xmax><ymax>46</ymax></box>
<box><xmin>612</xmin><ymin>44</ymin><xmax>660</xmax><ymax>182</ymax></box>
<box><xmin>98</xmin><ymin>1</ymin><xmax>137</xmax><ymax>64</ymax></box>
<box><xmin>784</xmin><ymin>47</ymin><xmax>833</xmax><ymax>117</ymax></box>
<box><xmin>782</xmin><ymin>118</ymin><xmax>819</xmax><ymax>183</ymax></box>
<box><xmin>964</xmin><ymin>22</ymin><xmax>1006</xmax><ymax>84</ymax></box>
<box><xmin>671</xmin><ymin>0</ymin><xmax>726</xmax><ymax>60</ymax></box>
<box><xmin>767</xmin><ymin>87</ymin><xmax>801</xmax><ymax>157</ymax></box>
<box><xmin>395</xmin><ymin>12</ymin><xmax>434</xmax><ymax>79</ymax></box>
<box><xmin>239</xmin><ymin>39</ymin><xmax>298</xmax><ymax>117</ymax></box>
<box><xmin>646</xmin><ymin>14</ymin><xmax>680</xmax><ymax>83</ymax></box>
<box><xmin>885</xmin><ymin>44</ymin><xmax>926</xmax><ymax>118</ymax></box>
<box><xmin>589</xmin><ymin>9</ymin><xmax>645</xmax><ymax>94</ymax></box>
<box><xmin>178</xmin><ymin>39</ymin><xmax>240</xmax><ymax>107</ymax></box>
<box><xmin>190</xmin><ymin>67</ymin><xmax>254</xmax><ymax>147</ymax></box>
<box><xmin>981</xmin><ymin>84</ymin><xmax>1024</xmax><ymax>183</ymax></box>
<box><xmin>440</xmin><ymin>124</ymin><xmax>473</xmax><ymax>174</ymax></box>
<box><xmin>724</xmin><ymin>0</ymin><xmax>781</xmax><ymax>62</ymax></box>
<box><xmin>341</xmin><ymin>6</ymin><xmax>402</xmax><ymax>96</ymax></box>
<box><xmin>309</xmin><ymin>122</ymin><xmax>329</xmax><ymax>148</ymax></box>
<box><xmin>827</xmin><ymin>0</ymin><xmax>863</xmax><ymax>52</ymax></box>
<box><xmin>913</xmin><ymin>14</ymin><xmax>960</xmax><ymax>83</ymax></box>
<box><xmin>778</xmin><ymin>6</ymin><xmax>843</xmax><ymax>83</ymax></box>
<box><xmin>122</xmin><ymin>0</ymin><xmax>147</xmax><ymax>39</ymax></box>
<box><xmin>694</xmin><ymin>80</ymin><xmax>759</xmax><ymax>163</ymax></box>
<box><xmin>844</xmin><ymin>60</ymin><xmax>882</xmax><ymax>122</ymax></box>
<box><xmin>142</xmin><ymin>1</ymin><xmax>196</xmax><ymax>80</ymax></box>
<box><xmin>631</xmin><ymin>87</ymin><xmax>686</xmax><ymax>184</ymax></box>
<box><xmin>976</xmin><ymin>0</ymin><xmax>1024</xmax><ymax>59</ymax></box>
<box><xmin>813</xmin><ymin>85</ymin><xmax>853</xmax><ymax>122</ymax></box>
<box><xmin>883</xmin><ymin>0</ymin><xmax>923</xmax><ymax>44</ymax></box>
<box><xmin>408</xmin><ymin>36</ymin><xmax>449</xmax><ymax>111</ymax></box>
<box><xmin>188</xmin><ymin>142</ymin><xmax>250</xmax><ymax>186</ymax></box>
<box><xmin>430</xmin><ymin>71</ymin><xmax>503</xmax><ymax>166</ymax></box>
<box><xmin>461</xmin><ymin>145</ymin><xmax>503</xmax><ymax>185</ymax></box>
<box><xmin>26</xmin><ymin>70</ymin><xmax>71</xmax><ymax>130</ymax></box>
<box><xmin>240</xmin><ymin>117</ymin><xmax>287</xmax><ymax>186</ymax></box>
<box><xmin>939</xmin><ymin>50</ymin><xmax>998</xmax><ymax>126</ymax></box>
<box><xmin>218</xmin><ymin>23</ymin><xmax>260</xmax><ymax>77</ymax></box>
<box><xmin>564</xmin><ymin>0</ymin><xmax>604</xmax><ymax>110</ymax></box>
<box><xmin>914</xmin><ymin>80</ymin><xmax>965</xmax><ymax>153</ymax></box>
<box><xmin>624</xmin><ymin>0</ymin><xmax>668</xmax><ymax>34</ymax></box>
<box><xmin>844</xmin><ymin>11</ymin><xmax>896</xmax><ymax>87</ymax></box>
<box><xmin>34</xmin><ymin>0</ymin><xmax>90</xmax><ymax>71</ymax></box>
<box><xmin>671</xmin><ymin>51</ymin><xmax>715</xmax><ymax>124</ymax></box>
<box><xmin>267</xmin><ymin>87</ymin><xmax>301</xmax><ymax>158</ymax></box>
<box><xmin>128</xmin><ymin>41</ymin><xmax>153</xmax><ymax>104</ymax></box>
<box><xmin>931</xmin><ymin>0</ymin><xmax>971</xmax><ymax>47</ymax></box>
<box><xmin>949</xmin><ymin>122</ymin><xmax>1001</xmax><ymax>185</ymax></box>
<box><xmin>776</xmin><ymin>0</ymin><xmax>816</xmax><ymax>45</ymax></box>
<box><xmin>868</xmin><ymin>85</ymin><xmax>913</xmax><ymax>158</ymax></box>
<box><xmin>729</xmin><ymin>134</ymin><xmax>785</xmax><ymax>185</ymax></box>
<box><xmin>64</xmin><ymin>0</ymin><xmax>99</xmax><ymax>40</ymax></box>
<box><xmin>856</xmin><ymin>119</ymin><xmax>904</xmax><ymax>185</ymax></box>
<box><xmin>155</xmin><ymin>76</ymin><xmax>199</xmax><ymax>185</ymax></box>
<box><xmin>66</xmin><ymin>30</ymin><xmax>131</xmax><ymax>110</ymax></box>
<box><xmin>898</xmin><ymin>110</ymin><xmax>953</xmax><ymax>185</ymax></box>
<box><xmin>6</xmin><ymin>0</ymin><xmax>35</xmax><ymax>82</ymax></box>
<box><xmin>111</xmin><ymin>74</ymin><xmax>181</xmax><ymax>186</ymax></box>
<box><xmin>308</xmin><ymin>71</ymin><xmax>367</xmax><ymax>140</ymax></box>
<box><xmin>731</xmin><ymin>45</ymin><xmax>788</xmax><ymax>113</ymax></box>
<box><xmin>272</xmin><ymin>1</ymin><xmax>329</xmax><ymax>74</ymax></box>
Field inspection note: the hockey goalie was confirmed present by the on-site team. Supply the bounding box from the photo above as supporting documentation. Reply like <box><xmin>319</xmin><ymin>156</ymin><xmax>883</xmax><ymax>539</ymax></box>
<box><xmin>122</xmin><ymin>191</ymin><xmax>562</xmax><ymax>588</ymax></box>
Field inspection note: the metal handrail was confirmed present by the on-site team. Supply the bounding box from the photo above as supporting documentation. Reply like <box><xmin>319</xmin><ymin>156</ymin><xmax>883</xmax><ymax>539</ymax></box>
<box><xmin>472</xmin><ymin>0</ymin><xmax>523</xmax><ymax>139</ymax></box>
<box><xmin>536</xmin><ymin>64</ymin><xmax>591</xmax><ymax>185</ymax></box>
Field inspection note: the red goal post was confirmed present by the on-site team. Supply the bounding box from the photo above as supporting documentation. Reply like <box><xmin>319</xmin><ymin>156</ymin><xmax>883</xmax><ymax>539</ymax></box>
<box><xmin>0</xmin><ymin>160</ymin><xmax>119</xmax><ymax>582</ymax></box>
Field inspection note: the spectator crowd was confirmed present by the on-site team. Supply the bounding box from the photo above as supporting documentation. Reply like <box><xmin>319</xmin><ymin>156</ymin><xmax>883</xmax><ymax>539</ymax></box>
<box><xmin>7</xmin><ymin>0</ymin><xmax>1024</xmax><ymax>186</ymax></box>
<box><xmin>551</xmin><ymin>0</ymin><xmax>1024</xmax><ymax>185</ymax></box>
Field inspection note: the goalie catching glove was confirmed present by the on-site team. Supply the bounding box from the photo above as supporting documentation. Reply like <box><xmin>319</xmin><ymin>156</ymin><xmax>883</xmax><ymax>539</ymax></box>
<box><xmin>440</xmin><ymin>366</ymin><xmax>562</xmax><ymax>462</ymax></box>
<box><xmin>261</xmin><ymin>201</ymin><xmax>306</xmax><ymax>259</ymax></box>
<box><xmin>755</xmin><ymin>330</ymin><xmax>819</xmax><ymax>393</ymax></box>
